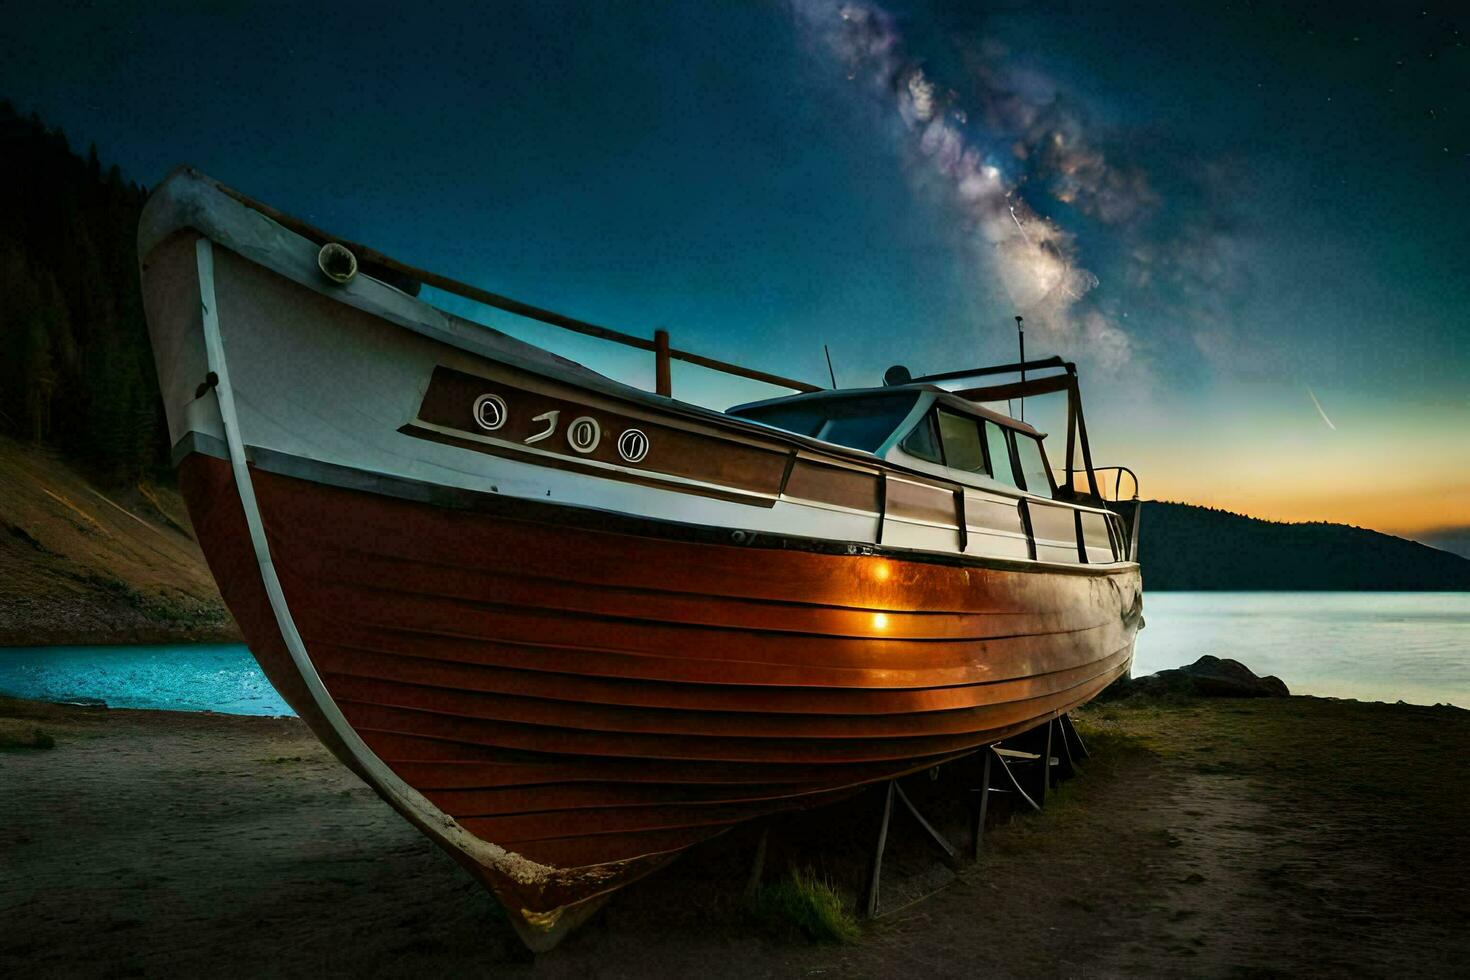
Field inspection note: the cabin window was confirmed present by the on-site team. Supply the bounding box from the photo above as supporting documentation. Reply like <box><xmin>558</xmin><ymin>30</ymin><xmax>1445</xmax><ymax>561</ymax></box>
<box><xmin>731</xmin><ymin>393</ymin><xmax>920</xmax><ymax>453</ymax></box>
<box><xmin>900</xmin><ymin>411</ymin><xmax>944</xmax><ymax>464</ymax></box>
<box><xmin>937</xmin><ymin>410</ymin><xmax>986</xmax><ymax>473</ymax></box>
<box><xmin>1079</xmin><ymin>511</ymin><xmax>1116</xmax><ymax>563</ymax></box>
<box><xmin>734</xmin><ymin>404</ymin><xmax>826</xmax><ymax>438</ymax></box>
<box><xmin>1013</xmin><ymin>434</ymin><xmax>1054</xmax><ymax>497</ymax></box>
<box><xmin>982</xmin><ymin>421</ymin><xmax>1017</xmax><ymax>487</ymax></box>
<box><xmin>818</xmin><ymin>404</ymin><xmax>910</xmax><ymax>453</ymax></box>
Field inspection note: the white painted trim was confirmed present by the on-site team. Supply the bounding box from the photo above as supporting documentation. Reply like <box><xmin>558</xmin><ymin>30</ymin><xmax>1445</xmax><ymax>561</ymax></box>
<box><xmin>192</xmin><ymin>239</ymin><xmax>545</xmax><ymax>884</ymax></box>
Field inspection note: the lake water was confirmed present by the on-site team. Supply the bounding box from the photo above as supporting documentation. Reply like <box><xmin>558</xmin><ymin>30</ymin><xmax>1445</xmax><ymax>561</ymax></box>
<box><xmin>1134</xmin><ymin>592</ymin><xmax>1469</xmax><ymax>707</ymax></box>
<box><xmin>1</xmin><ymin>593</ymin><xmax>1465</xmax><ymax>714</ymax></box>
<box><xmin>0</xmin><ymin>643</ymin><xmax>292</xmax><ymax>716</ymax></box>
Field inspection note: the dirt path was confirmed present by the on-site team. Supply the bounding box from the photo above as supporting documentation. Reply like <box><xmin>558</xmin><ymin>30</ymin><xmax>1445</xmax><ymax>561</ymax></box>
<box><xmin>2</xmin><ymin>695</ymin><xmax>1465</xmax><ymax>977</ymax></box>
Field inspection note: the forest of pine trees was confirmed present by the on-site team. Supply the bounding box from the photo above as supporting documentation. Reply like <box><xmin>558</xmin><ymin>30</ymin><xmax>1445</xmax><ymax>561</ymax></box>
<box><xmin>0</xmin><ymin>101</ymin><xmax>164</xmax><ymax>485</ymax></box>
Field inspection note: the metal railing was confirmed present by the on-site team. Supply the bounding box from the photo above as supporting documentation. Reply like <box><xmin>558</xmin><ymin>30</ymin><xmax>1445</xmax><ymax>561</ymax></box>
<box><xmin>1053</xmin><ymin>465</ymin><xmax>1139</xmax><ymax>503</ymax></box>
<box><xmin>207</xmin><ymin>173</ymin><xmax>823</xmax><ymax>399</ymax></box>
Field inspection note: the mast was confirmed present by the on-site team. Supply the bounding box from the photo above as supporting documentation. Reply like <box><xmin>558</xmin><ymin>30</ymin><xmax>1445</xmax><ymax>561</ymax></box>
<box><xmin>1015</xmin><ymin>315</ymin><xmax>1025</xmax><ymax>423</ymax></box>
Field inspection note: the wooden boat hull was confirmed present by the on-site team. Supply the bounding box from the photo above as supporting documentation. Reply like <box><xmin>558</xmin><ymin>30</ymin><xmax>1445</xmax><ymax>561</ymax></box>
<box><xmin>177</xmin><ymin>449</ymin><xmax>1137</xmax><ymax>943</ymax></box>
<box><xmin>138</xmin><ymin>170</ymin><xmax>1142</xmax><ymax>949</ymax></box>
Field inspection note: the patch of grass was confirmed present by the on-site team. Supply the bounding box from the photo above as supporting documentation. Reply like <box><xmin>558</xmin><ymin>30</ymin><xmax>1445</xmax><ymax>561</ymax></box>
<box><xmin>751</xmin><ymin>867</ymin><xmax>860</xmax><ymax>944</ymax></box>
<box><xmin>1069</xmin><ymin>723</ymin><xmax>1162</xmax><ymax>761</ymax></box>
<box><xmin>0</xmin><ymin>727</ymin><xmax>56</xmax><ymax>750</ymax></box>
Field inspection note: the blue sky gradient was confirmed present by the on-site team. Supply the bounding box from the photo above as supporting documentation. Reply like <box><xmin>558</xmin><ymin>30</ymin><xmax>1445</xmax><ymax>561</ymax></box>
<box><xmin>4</xmin><ymin>1</ymin><xmax>1466</xmax><ymax>533</ymax></box>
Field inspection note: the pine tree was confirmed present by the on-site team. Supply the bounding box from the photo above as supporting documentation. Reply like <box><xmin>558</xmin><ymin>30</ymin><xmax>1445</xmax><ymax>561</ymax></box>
<box><xmin>0</xmin><ymin>101</ymin><xmax>161</xmax><ymax>483</ymax></box>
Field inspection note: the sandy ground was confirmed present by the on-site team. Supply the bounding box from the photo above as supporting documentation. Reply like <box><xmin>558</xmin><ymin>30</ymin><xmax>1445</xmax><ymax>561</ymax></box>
<box><xmin>2</xmin><ymin>693</ymin><xmax>1466</xmax><ymax>978</ymax></box>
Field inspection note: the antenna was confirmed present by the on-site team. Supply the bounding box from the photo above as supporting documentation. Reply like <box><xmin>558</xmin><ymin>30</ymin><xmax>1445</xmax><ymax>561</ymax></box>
<box><xmin>1014</xmin><ymin>315</ymin><xmax>1025</xmax><ymax>422</ymax></box>
<box><xmin>823</xmin><ymin>345</ymin><xmax>838</xmax><ymax>389</ymax></box>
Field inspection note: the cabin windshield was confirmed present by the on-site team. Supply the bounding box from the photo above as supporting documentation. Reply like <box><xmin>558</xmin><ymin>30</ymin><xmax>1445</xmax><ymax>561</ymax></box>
<box><xmin>728</xmin><ymin>392</ymin><xmax>920</xmax><ymax>453</ymax></box>
<box><xmin>982</xmin><ymin>420</ymin><xmax>1017</xmax><ymax>487</ymax></box>
<box><xmin>1013</xmin><ymin>433</ymin><xmax>1054</xmax><ymax>495</ymax></box>
<box><xmin>899</xmin><ymin>406</ymin><xmax>1056</xmax><ymax>498</ymax></box>
<box><xmin>937</xmin><ymin>409</ymin><xmax>986</xmax><ymax>472</ymax></box>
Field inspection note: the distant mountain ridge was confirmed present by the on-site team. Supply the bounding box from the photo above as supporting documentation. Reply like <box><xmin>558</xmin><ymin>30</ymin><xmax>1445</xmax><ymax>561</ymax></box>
<box><xmin>1417</xmin><ymin>526</ymin><xmax>1470</xmax><ymax>561</ymax></box>
<box><xmin>1131</xmin><ymin>501</ymin><xmax>1470</xmax><ymax>591</ymax></box>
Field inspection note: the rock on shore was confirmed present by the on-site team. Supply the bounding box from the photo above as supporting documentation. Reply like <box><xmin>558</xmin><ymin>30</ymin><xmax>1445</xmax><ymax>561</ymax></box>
<box><xmin>1105</xmin><ymin>654</ymin><xmax>1290</xmax><ymax>699</ymax></box>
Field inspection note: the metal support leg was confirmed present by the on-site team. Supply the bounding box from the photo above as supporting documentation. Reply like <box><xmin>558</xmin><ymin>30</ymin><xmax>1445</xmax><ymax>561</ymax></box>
<box><xmin>864</xmin><ymin>782</ymin><xmax>895</xmax><ymax>919</ymax></box>
<box><xmin>1039</xmin><ymin>719</ymin><xmax>1053</xmax><ymax>802</ymax></box>
<box><xmin>744</xmin><ymin>823</ymin><xmax>769</xmax><ymax>905</ymax></box>
<box><xmin>971</xmin><ymin>749</ymin><xmax>993</xmax><ymax>860</ymax></box>
<box><xmin>1054</xmin><ymin>714</ymin><xmax>1084</xmax><ymax>781</ymax></box>
<box><xmin>1060</xmin><ymin>712</ymin><xmax>1090</xmax><ymax>760</ymax></box>
<box><xmin>1053</xmin><ymin>717</ymin><xmax>1076</xmax><ymax>779</ymax></box>
<box><xmin>995</xmin><ymin>750</ymin><xmax>1043</xmax><ymax>813</ymax></box>
<box><xmin>894</xmin><ymin>782</ymin><xmax>962</xmax><ymax>869</ymax></box>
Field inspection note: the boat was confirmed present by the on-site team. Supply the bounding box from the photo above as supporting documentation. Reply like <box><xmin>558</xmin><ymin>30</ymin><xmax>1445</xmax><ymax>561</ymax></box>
<box><xmin>137</xmin><ymin>168</ymin><xmax>1143</xmax><ymax>950</ymax></box>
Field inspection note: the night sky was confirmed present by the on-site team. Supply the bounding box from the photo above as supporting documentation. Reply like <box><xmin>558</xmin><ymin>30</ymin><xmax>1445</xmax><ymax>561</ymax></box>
<box><xmin>4</xmin><ymin>1</ymin><xmax>1466</xmax><ymax>537</ymax></box>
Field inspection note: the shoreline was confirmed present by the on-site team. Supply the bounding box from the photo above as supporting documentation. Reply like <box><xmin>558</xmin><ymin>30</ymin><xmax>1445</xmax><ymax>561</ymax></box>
<box><xmin>0</xmin><ymin>634</ymin><xmax>245</xmax><ymax>650</ymax></box>
<box><xmin>0</xmin><ymin>594</ymin><xmax>242</xmax><ymax>647</ymax></box>
<box><xmin>4</xmin><ymin>648</ymin><xmax>1462</xmax><ymax>714</ymax></box>
<box><xmin>3</xmin><ymin>689</ymin><xmax>1466</xmax><ymax>714</ymax></box>
<box><xmin>4</xmin><ymin>692</ymin><xmax>1466</xmax><ymax>976</ymax></box>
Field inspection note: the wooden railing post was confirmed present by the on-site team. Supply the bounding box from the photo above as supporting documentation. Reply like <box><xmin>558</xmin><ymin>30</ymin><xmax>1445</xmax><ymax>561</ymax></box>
<box><xmin>654</xmin><ymin>329</ymin><xmax>672</xmax><ymax>397</ymax></box>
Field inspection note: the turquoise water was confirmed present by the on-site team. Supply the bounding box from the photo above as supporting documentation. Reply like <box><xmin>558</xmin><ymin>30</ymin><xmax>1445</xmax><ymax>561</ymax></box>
<box><xmin>0</xmin><ymin>593</ymin><xmax>1465</xmax><ymax>713</ymax></box>
<box><xmin>0</xmin><ymin>643</ymin><xmax>291</xmax><ymax>716</ymax></box>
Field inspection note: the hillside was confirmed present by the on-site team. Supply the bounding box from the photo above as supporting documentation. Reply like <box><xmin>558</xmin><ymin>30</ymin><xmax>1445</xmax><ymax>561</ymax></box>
<box><xmin>0</xmin><ymin>102</ymin><xmax>164</xmax><ymax>486</ymax></box>
<box><xmin>0</xmin><ymin>436</ymin><xmax>238</xmax><ymax>645</ymax></box>
<box><xmin>0</xmin><ymin>105</ymin><xmax>237</xmax><ymax>646</ymax></box>
<box><xmin>1130</xmin><ymin>500</ymin><xmax>1470</xmax><ymax>591</ymax></box>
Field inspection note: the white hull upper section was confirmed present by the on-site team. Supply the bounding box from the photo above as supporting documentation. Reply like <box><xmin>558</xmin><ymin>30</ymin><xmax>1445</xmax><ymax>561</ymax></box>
<box><xmin>139</xmin><ymin>170</ymin><xmax>1130</xmax><ymax>571</ymax></box>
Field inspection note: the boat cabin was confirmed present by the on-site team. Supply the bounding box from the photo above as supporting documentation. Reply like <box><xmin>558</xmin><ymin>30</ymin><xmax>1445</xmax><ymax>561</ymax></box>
<box><xmin>730</xmin><ymin>375</ymin><xmax>1132</xmax><ymax>567</ymax></box>
<box><xmin>729</xmin><ymin>385</ymin><xmax>1056</xmax><ymax>499</ymax></box>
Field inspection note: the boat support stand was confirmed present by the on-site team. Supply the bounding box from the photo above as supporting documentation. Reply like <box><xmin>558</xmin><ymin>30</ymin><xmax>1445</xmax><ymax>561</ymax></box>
<box><xmin>860</xmin><ymin>712</ymin><xmax>1091</xmax><ymax>918</ymax></box>
<box><xmin>863</xmin><ymin>777</ymin><xmax>966</xmax><ymax>918</ymax></box>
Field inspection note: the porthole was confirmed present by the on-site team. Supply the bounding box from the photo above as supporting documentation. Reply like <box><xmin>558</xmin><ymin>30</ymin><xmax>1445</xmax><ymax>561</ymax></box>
<box><xmin>617</xmin><ymin>428</ymin><xmax>650</xmax><ymax>463</ymax></box>
<box><xmin>472</xmin><ymin>393</ymin><xmax>507</xmax><ymax>431</ymax></box>
<box><xmin>567</xmin><ymin>416</ymin><xmax>601</xmax><ymax>453</ymax></box>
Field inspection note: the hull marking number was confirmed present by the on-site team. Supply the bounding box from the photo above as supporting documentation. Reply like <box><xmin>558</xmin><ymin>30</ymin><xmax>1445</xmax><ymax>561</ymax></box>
<box><xmin>617</xmin><ymin>428</ymin><xmax>649</xmax><ymax>463</ymax></box>
<box><xmin>473</xmin><ymin>395</ymin><xmax>651</xmax><ymax>463</ymax></box>
<box><xmin>525</xmin><ymin>410</ymin><xmax>560</xmax><ymax>445</ymax></box>
<box><xmin>472</xmin><ymin>393</ymin><xmax>507</xmax><ymax>431</ymax></box>
<box><xmin>567</xmin><ymin>416</ymin><xmax>602</xmax><ymax>454</ymax></box>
